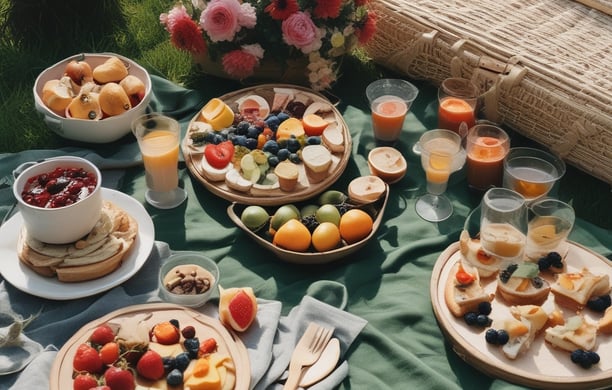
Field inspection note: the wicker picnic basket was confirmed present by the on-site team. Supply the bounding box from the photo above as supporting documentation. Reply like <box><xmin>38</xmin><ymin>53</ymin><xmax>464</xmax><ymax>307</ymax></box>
<box><xmin>365</xmin><ymin>0</ymin><xmax>612</xmax><ymax>184</ymax></box>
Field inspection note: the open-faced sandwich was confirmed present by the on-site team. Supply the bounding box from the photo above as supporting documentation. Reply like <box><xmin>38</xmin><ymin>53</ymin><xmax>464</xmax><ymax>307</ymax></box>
<box><xmin>496</xmin><ymin>262</ymin><xmax>551</xmax><ymax>306</ymax></box>
<box><xmin>17</xmin><ymin>201</ymin><xmax>138</xmax><ymax>282</ymax></box>
<box><xmin>444</xmin><ymin>260</ymin><xmax>495</xmax><ymax>318</ymax></box>
<box><xmin>544</xmin><ymin>315</ymin><xmax>598</xmax><ymax>352</ymax></box>
<box><xmin>459</xmin><ymin>230</ymin><xmax>505</xmax><ymax>279</ymax></box>
<box><xmin>550</xmin><ymin>268</ymin><xmax>611</xmax><ymax>312</ymax></box>
<box><xmin>492</xmin><ymin>304</ymin><xmax>549</xmax><ymax>360</ymax></box>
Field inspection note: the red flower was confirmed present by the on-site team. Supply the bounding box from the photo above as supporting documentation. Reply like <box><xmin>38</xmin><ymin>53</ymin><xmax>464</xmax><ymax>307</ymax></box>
<box><xmin>356</xmin><ymin>11</ymin><xmax>376</xmax><ymax>44</ymax></box>
<box><xmin>313</xmin><ymin>0</ymin><xmax>342</xmax><ymax>19</ymax></box>
<box><xmin>222</xmin><ymin>48</ymin><xmax>261</xmax><ymax>79</ymax></box>
<box><xmin>355</xmin><ymin>0</ymin><xmax>369</xmax><ymax>6</ymax></box>
<box><xmin>265</xmin><ymin>0</ymin><xmax>300</xmax><ymax>20</ymax></box>
<box><xmin>162</xmin><ymin>6</ymin><xmax>206</xmax><ymax>53</ymax></box>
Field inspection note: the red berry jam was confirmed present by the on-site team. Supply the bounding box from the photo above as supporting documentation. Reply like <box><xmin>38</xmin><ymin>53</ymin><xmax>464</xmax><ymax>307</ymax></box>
<box><xmin>21</xmin><ymin>167</ymin><xmax>97</xmax><ymax>208</ymax></box>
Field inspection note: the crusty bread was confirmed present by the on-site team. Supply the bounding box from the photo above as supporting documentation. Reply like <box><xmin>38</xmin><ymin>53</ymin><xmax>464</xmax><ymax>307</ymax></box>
<box><xmin>496</xmin><ymin>263</ymin><xmax>551</xmax><ymax>306</ymax></box>
<box><xmin>550</xmin><ymin>268</ymin><xmax>611</xmax><ymax>312</ymax></box>
<box><xmin>17</xmin><ymin>201</ymin><xmax>138</xmax><ymax>282</ymax></box>
<box><xmin>545</xmin><ymin>315</ymin><xmax>598</xmax><ymax>352</ymax></box>
<box><xmin>444</xmin><ymin>260</ymin><xmax>494</xmax><ymax>317</ymax></box>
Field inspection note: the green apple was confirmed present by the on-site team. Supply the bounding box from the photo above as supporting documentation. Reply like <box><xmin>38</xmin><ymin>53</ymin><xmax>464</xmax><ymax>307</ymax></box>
<box><xmin>315</xmin><ymin>204</ymin><xmax>341</xmax><ymax>226</ymax></box>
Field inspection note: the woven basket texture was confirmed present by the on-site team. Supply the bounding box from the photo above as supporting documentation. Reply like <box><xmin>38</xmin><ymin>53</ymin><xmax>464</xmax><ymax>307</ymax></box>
<box><xmin>365</xmin><ymin>0</ymin><xmax>612</xmax><ymax>184</ymax></box>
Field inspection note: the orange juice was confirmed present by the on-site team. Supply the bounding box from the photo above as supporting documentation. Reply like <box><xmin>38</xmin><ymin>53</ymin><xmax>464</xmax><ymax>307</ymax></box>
<box><xmin>466</xmin><ymin>136</ymin><xmax>508</xmax><ymax>190</ymax></box>
<box><xmin>371</xmin><ymin>95</ymin><xmax>408</xmax><ymax>142</ymax></box>
<box><xmin>421</xmin><ymin>137</ymin><xmax>457</xmax><ymax>194</ymax></box>
<box><xmin>438</xmin><ymin>97</ymin><xmax>476</xmax><ymax>134</ymax></box>
<box><xmin>140</xmin><ymin>130</ymin><xmax>179</xmax><ymax>192</ymax></box>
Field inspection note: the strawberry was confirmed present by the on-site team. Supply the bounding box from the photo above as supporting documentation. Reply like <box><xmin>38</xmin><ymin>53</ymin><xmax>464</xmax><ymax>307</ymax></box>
<box><xmin>89</xmin><ymin>324</ymin><xmax>115</xmax><ymax>345</ymax></box>
<box><xmin>198</xmin><ymin>337</ymin><xmax>218</xmax><ymax>357</ymax></box>
<box><xmin>152</xmin><ymin>321</ymin><xmax>180</xmax><ymax>345</ymax></box>
<box><xmin>73</xmin><ymin>343</ymin><xmax>103</xmax><ymax>374</ymax></box>
<box><xmin>136</xmin><ymin>350</ymin><xmax>165</xmax><ymax>380</ymax></box>
<box><xmin>204</xmin><ymin>141</ymin><xmax>234</xmax><ymax>169</ymax></box>
<box><xmin>99</xmin><ymin>341</ymin><xmax>119</xmax><ymax>365</ymax></box>
<box><xmin>103</xmin><ymin>366</ymin><xmax>135</xmax><ymax>390</ymax></box>
<box><xmin>73</xmin><ymin>372</ymin><xmax>98</xmax><ymax>390</ymax></box>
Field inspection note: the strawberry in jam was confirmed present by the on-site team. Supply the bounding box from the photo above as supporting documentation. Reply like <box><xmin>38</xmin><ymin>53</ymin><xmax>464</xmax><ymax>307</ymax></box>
<box><xmin>21</xmin><ymin>167</ymin><xmax>97</xmax><ymax>208</ymax></box>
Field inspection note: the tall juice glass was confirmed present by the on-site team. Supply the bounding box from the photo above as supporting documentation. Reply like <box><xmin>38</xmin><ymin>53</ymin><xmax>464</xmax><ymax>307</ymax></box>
<box><xmin>366</xmin><ymin>79</ymin><xmax>419</xmax><ymax>146</ymax></box>
<box><xmin>438</xmin><ymin>78</ymin><xmax>479</xmax><ymax>137</ymax></box>
<box><xmin>132</xmin><ymin>113</ymin><xmax>187</xmax><ymax>209</ymax></box>
<box><xmin>466</xmin><ymin>124</ymin><xmax>510</xmax><ymax>192</ymax></box>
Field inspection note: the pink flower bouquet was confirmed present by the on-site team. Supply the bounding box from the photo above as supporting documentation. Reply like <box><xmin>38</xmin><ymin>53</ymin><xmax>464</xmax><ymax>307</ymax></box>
<box><xmin>160</xmin><ymin>0</ymin><xmax>376</xmax><ymax>91</ymax></box>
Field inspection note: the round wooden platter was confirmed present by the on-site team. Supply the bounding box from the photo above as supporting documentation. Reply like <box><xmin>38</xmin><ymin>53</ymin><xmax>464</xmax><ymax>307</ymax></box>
<box><xmin>226</xmin><ymin>184</ymin><xmax>389</xmax><ymax>264</ymax></box>
<box><xmin>430</xmin><ymin>241</ymin><xmax>612</xmax><ymax>389</ymax></box>
<box><xmin>50</xmin><ymin>302</ymin><xmax>250</xmax><ymax>390</ymax></box>
<box><xmin>181</xmin><ymin>84</ymin><xmax>352</xmax><ymax>206</ymax></box>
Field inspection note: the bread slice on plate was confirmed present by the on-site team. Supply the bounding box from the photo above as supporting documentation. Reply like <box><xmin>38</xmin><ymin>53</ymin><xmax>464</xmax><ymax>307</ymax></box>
<box><xmin>444</xmin><ymin>260</ymin><xmax>494</xmax><ymax>317</ymax></box>
<box><xmin>550</xmin><ymin>268</ymin><xmax>611</xmax><ymax>312</ymax></box>
<box><xmin>494</xmin><ymin>305</ymin><xmax>548</xmax><ymax>360</ymax></box>
<box><xmin>545</xmin><ymin>315</ymin><xmax>598</xmax><ymax>352</ymax></box>
<box><xmin>459</xmin><ymin>230</ymin><xmax>504</xmax><ymax>279</ymax></box>
<box><xmin>496</xmin><ymin>262</ymin><xmax>550</xmax><ymax>306</ymax></box>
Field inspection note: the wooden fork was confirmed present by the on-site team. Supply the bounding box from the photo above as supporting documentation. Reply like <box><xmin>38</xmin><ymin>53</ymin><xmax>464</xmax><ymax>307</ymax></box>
<box><xmin>283</xmin><ymin>322</ymin><xmax>334</xmax><ymax>390</ymax></box>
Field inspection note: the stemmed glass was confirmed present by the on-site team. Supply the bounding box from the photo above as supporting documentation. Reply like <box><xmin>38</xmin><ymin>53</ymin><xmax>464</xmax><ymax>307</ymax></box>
<box><xmin>415</xmin><ymin>129</ymin><xmax>466</xmax><ymax>222</ymax></box>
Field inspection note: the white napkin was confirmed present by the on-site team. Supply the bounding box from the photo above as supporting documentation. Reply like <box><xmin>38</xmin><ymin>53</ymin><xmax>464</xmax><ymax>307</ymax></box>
<box><xmin>253</xmin><ymin>281</ymin><xmax>368</xmax><ymax>390</ymax></box>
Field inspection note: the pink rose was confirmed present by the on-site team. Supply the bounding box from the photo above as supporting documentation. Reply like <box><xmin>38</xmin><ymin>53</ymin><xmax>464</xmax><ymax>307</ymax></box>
<box><xmin>282</xmin><ymin>12</ymin><xmax>323</xmax><ymax>54</ymax></box>
<box><xmin>222</xmin><ymin>44</ymin><xmax>264</xmax><ymax>79</ymax></box>
<box><xmin>200</xmin><ymin>0</ymin><xmax>243</xmax><ymax>42</ymax></box>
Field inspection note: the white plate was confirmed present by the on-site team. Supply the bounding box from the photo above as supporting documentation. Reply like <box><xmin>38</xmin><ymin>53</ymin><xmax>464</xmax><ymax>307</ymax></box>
<box><xmin>0</xmin><ymin>188</ymin><xmax>155</xmax><ymax>300</ymax></box>
<box><xmin>431</xmin><ymin>241</ymin><xmax>612</xmax><ymax>389</ymax></box>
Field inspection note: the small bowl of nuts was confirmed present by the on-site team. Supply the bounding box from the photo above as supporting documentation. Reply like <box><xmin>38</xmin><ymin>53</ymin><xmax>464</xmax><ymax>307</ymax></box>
<box><xmin>158</xmin><ymin>251</ymin><xmax>220</xmax><ymax>308</ymax></box>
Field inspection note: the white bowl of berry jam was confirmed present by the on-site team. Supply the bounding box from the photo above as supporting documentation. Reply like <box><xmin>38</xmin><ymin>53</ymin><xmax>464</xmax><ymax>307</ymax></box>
<box><xmin>12</xmin><ymin>156</ymin><xmax>103</xmax><ymax>244</ymax></box>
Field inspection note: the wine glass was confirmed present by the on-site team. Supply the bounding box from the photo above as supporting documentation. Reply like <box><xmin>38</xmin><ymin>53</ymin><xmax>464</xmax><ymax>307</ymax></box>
<box><xmin>479</xmin><ymin>187</ymin><xmax>528</xmax><ymax>263</ymax></box>
<box><xmin>415</xmin><ymin>129</ymin><xmax>466</xmax><ymax>222</ymax></box>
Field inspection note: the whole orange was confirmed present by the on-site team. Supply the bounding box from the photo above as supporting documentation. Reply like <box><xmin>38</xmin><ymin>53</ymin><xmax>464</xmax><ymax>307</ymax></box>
<box><xmin>272</xmin><ymin>219</ymin><xmax>311</xmax><ymax>252</ymax></box>
<box><xmin>312</xmin><ymin>222</ymin><xmax>341</xmax><ymax>252</ymax></box>
<box><xmin>339</xmin><ymin>209</ymin><xmax>373</xmax><ymax>244</ymax></box>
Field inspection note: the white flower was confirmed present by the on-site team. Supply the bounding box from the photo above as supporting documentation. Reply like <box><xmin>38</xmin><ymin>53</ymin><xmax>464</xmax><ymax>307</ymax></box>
<box><xmin>242</xmin><ymin>43</ymin><xmax>264</xmax><ymax>59</ymax></box>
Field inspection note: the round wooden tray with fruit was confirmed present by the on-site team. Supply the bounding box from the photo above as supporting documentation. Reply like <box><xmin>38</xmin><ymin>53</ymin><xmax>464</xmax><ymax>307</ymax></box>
<box><xmin>181</xmin><ymin>84</ymin><xmax>352</xmax><ymax>206</ymax></box>
<box><xmin>50</xmin><ymin>303</ymin><xmax>250</xmax><ymax>390</ymax></box>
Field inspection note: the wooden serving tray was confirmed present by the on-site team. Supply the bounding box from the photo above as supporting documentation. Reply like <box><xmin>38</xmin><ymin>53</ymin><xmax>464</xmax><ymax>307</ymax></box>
<box><xmin>181</xmin><ymin>84</ymin><xmax>352</xmax><ymax>206</ymax></box>
<box><xmin>50</xmin><ymin>303</ymin><xmax>250</xmax><ymax>390</ymax></box>
<box><xmin>430</xmin><ymin>241</ymin><xmax>612</xmax><ymax>389</ymax></box>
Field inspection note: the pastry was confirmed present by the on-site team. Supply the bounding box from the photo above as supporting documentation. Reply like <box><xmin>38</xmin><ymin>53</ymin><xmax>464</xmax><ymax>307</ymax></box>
<box><xmin>444</xmin><ymin>260</ymin><xmax>494</xmax><ymax>318</ymax></box>
<box><xmin>274</xmin><ymin>160</ymin><xmax>299</xmax><ymax>192</ymax></box>
<box><xmin>496</xmin><ymin>262</ymin><xmax>551</xmax><ymax>306</ymax></box>
<box><xmin>301</xmin><ymin>144</ymin><xmax>332</xmax><ymax>184</ymax></box>
<box><xmin>550</xmin><ymin>268</ymin><xmax>610</xmax><ymax>311</ymax></box>
<box><xmin>17</xmin><ymin>201</ymin><xmax>138</xmax><ymax>282</ymax></box>
<box><xmin>459</xmin><ymin>230</ymin><xmax>504</xmax><ymax>278</ymax></box>
<box><xmin>545</xmin><ymin>315</ymin><xmax>598</xmax><ymax>352</ymax></box>
<box><xmin>495</xmin><ymin>305</ymin><xmax>548</xmax><ymax>359</ymax></box>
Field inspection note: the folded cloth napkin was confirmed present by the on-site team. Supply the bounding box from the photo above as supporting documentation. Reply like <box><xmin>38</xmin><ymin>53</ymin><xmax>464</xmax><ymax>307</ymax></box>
<box><xmin>254</xmin><ymin>281</ymin><xmax>368</xmax><ymax>390</ymax></box>
<box><xmin>0</xmin><ymin>304</ymin><xmax>43</xmax><ymax>376</ymax></box>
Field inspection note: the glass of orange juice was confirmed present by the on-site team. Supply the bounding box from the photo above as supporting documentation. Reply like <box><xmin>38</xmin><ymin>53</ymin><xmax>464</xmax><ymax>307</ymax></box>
<box><xmin>438</xmin><ymin>77</ymin><xmax>479</xmax><ymax>137</ymax></box>
<box><xmin>132</xmin><ymin>113</ymin><xmax>187</xmax><ymax>209</ymax></box>
<box><xmin>502</xmin><ymin>147</ymin><xmax>566</xmax><ymax>202</ymax></box>
<box><xmin>366</xmin><ymin>79</ymin><xmax>419</xmax><ymax>146</ymax></box>
<box><xmin>415</xmin><ymin>129</ymin><xmax>466</xmax><ymax>222</ymax></box>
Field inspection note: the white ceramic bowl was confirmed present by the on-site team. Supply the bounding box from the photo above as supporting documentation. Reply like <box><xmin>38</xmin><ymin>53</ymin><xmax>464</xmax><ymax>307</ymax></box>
<box><xmin>158</xmin><ymin>252</ymin><xmax>220</xmax><ymax>308</ymax></box>
<box><xmin>12</xmin><ymin>156</ymin><xmax>103</xmax><ymax>244</ymax></box>
<box><xmin>33</xmin><ymin>52</ymin><xmax>152</xmax><ymax>143</ymax></box>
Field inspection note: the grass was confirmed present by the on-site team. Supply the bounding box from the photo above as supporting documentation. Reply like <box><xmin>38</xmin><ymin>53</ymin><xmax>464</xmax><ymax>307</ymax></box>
<box><xmin>0</xmin><ymin>0</ymin><xmax>610</xmax><ymax>230</ymax></box>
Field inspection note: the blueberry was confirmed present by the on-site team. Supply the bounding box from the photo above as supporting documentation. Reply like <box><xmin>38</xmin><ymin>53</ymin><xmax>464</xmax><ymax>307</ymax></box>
<box><xmin>586</xmin><ymin>351</ymin><xmax>600</xmax><ymax>365</ymax></box>
<box><xmin>289</xmin><ymin>153</ymin><xmax>301</xmax><ymax>164</ymax></box>
<box><xmin>571</xmin><ymin>349</ymin><xmax>585</xmax><ymax>364</ymax></box>
<box><xmin>277</xmin><ymin>148</ymin><xmax>290</xmax><ymax>161</ymax></box>
<box><xmin>234</xmin><ymin>135</ymin><xmax>248</xmax><ymax>147</ymax></box>
<box><xmin>537</xmin><ymin>256</ymin><xmax>551</xmax><ymax>271</ymax></box>
<box><xmin>212</xmin><ymin>133</ymin><xmax>225</xmax><ymax>144</ymax></box>
<box><xmin>247</xmin><ymin>125</ymin><xmax>261</xmax><ymax>139</ymax></box>
<box><xmin>236</xmin><ymin>121</ymin><xmax>250</xmax><ymax>135</ymax></box>
<box><xmin>286</xmin><ymin>138</ymin><xmax>301</xmax><ymax>153</ymax></box>
<box><xmin>546</xmin><ymin>252</ymin><xmax>563</xmax><ymax>267</ymax></box>
<box><xmin>267</xmin><ymin>155</ymin><xmax>280</xmax><ymax>167</ymax></box>
<box><xmin>277</xmin><ymin>112</ymin><xmax>290</xmax><ymax>122</ymax></box>
<box><xmin>476</xmin><ymin>314</ymin><xmax>491</xmax><ymax>327</ymax></box>
<box><xmin>496</xmin><ymin>330</ymin><xmax>509</xmax><ymax>345</ymax></box>
<box><xmin>262</xmin><ymin>140</ymin><xmax>279</xmax><ymax>155</ymax></box>
<box><xmin>463</xmin><ymin>312</ymin><xmax>478</xmax><ymax>326</ymax></box>
<box><xmin>532</xmin><ymin>276</ymin><xmax>544</xmax><ymax>289</ymax></box>
<box><xmin>265</xmin><ymin>115</ymin><xmax>280</xmax><ymax>130</ymax></box>
<box><xmin>175</xmin><ymin>352</ymin><xmax>191</xmax><ymax>371</ymax></box>
<box><xmin>162</xmin><ymin>356</ymin><xmax>176</xmax><ymax>373</ymax></box>
<box><xmin>184</xmin><ymin>337</ymin><xmax>200</xmax><ymax>358</ymax></box>
<box><xmin>478</xmin><ymin>301</ymin><xmax>492</xmax><ymax>315</ymax></box>
<box><xmin>485</xmin><ymin>328</ymin><xmax>499</xmax><ymax>344</ymax></box>
<box><xmin>169</xmin><ymin>319</ymin><xmax>180</xmax><ymax>329</ymax></box>
<box><xmin>245</xmin><ymin>138</ymin><xmax>258</xmax><ymax>150</ymax></box>
<box><xmin>307</xmin><ymin>136</ymin><xmax>321</xmax><ymax>145</ymax></box>
<box><xmin>166</xmin><ymin>368</ymin><xmax>183</xmax><ymax>386</ymax></box>
<box><xmin>587</xmin><ymin>295</ymin><xmax>612</xmax><ymax>312</ymax></box>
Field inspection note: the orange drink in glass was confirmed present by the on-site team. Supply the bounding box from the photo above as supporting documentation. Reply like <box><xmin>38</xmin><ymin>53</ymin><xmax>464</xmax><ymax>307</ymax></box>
<box><xmin>437</xmin><ymin>78</ymin><xmax>479</xmax><ymax>137</ymax></box>
<box><xmin>132</xmin><ymin>113</ymin><xmax>187</xmax><ymax>209</ymax></box>
<box><xmin>466</xmin><ymin>124</ymin><xmax>510</xmax><ymax>191</ymax></box>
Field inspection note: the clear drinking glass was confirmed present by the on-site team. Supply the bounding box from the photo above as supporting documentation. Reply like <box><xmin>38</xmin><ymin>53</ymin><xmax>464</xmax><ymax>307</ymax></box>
<box><xmin>465</xmin><ymin>124</ymin><xmax>510</xmax><ymax>192</ymax></box>
<box><xmin>525</xmin><ymin>198</ymin><xmax>575</xmax><ymax>260</ymax></box>
<box><xmin>132</xmin><ymin>113</ymin><xmax>187</xmax><ymax>209</ymax></box>
<box><xmin>479</xmin><ymin>187</ymin><xmax>528</xmax><ymax>262</ymax></box>
<box><xmin>415</xmin><ymin>129</ymin><xmax>466</xmax><ymax>222</ymax></box>
<box><xmin>437</xmin><ymin>77</ymin><xmax>479</xmax><ymax>138</ymax></box>
<box><xmin>365</xmin><ymin>78</ymin><xmax>419</xmax><ymax>147</ymax></box>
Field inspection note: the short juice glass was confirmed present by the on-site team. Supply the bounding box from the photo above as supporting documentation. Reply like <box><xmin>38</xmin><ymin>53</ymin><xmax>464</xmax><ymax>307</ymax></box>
<box><xmin>525</xmin><ymin>198</ymin><xmax>575</xmax><ymax>260</ymax></box>
<box><xmin>438</xmin><ymin>77</ymin><xmax>479</xmax><ymax>137</ymax></box>
<box><xmin>132</xmin><ymin>113</ymin><xmax>187</xmax><ymax>209</ymax></box>
<box><xmin>466</xmin><ymin>124</ymin><xmax>510</xmax><ymax>191</ymax></box>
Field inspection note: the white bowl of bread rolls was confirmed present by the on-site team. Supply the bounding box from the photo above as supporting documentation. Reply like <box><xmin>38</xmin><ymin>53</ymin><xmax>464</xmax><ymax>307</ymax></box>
<box><xmin>13</xmin><ymin>156</ymin><xmax>103</xmax><ymax>244</ymax></box>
